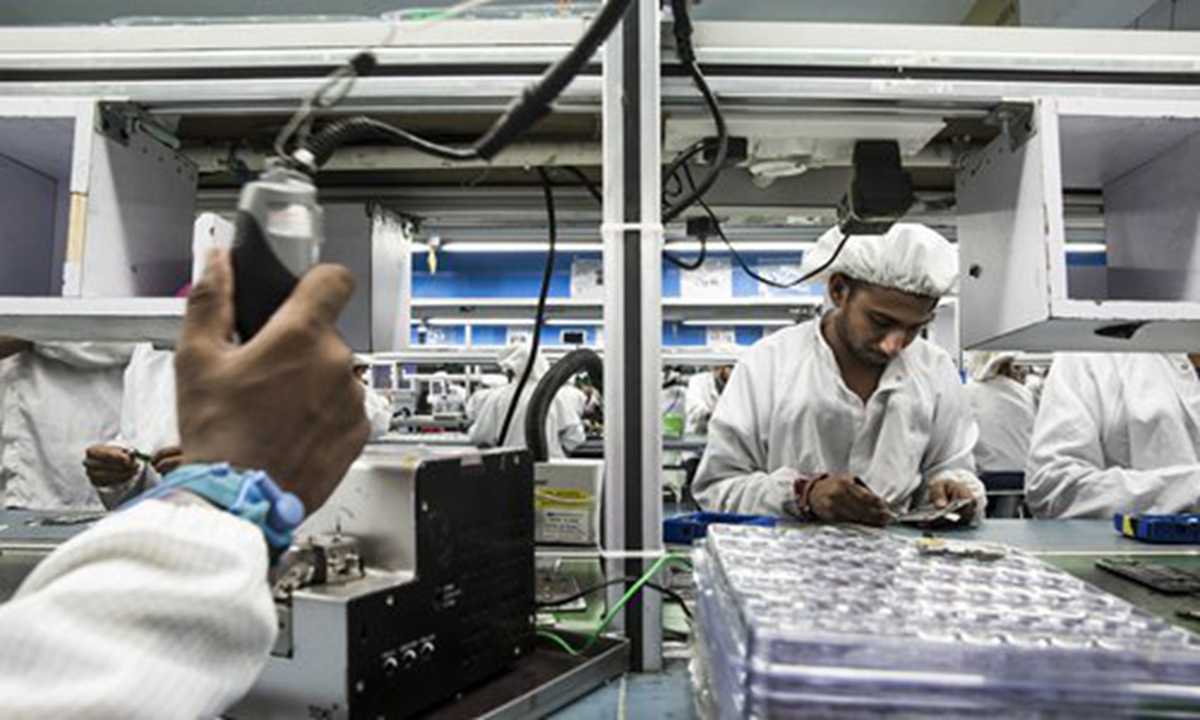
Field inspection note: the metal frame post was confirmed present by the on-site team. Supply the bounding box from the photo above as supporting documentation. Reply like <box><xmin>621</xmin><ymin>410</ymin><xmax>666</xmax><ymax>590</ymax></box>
<box><xmin>602</xmin><ymin>0</ymin><xmax>664</xmax><ymax>672</ymax></box>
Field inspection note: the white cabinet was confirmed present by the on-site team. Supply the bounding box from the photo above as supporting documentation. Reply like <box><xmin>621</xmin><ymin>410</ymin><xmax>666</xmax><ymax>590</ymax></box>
<box><xmin>958</xmin><ymin>97</ymin><xmax>1200</xmax><ymax>351</ymax></box>
<box><xmin>0</xmin><ymin>99</ymin><xmax>196</xmax><ymax>342</ymax></box>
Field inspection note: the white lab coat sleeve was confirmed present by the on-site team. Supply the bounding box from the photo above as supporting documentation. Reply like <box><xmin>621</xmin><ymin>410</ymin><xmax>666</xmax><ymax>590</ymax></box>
<box><xmin>1026</xmin><ymin>355</ymin><xmax>1200</xmax><ymax>518</ymax></box>
<box><xmin>692</xmin><ymin>359</ymin><xmax>800</xmax><ymax>516</ymax></box>
<box><xmin>363</xmin><ymin>387</ymin><xmax>393</xmax><ymax>440</ymax></box>
<box><xmin>555</xmin><ymin>397</ymin><xmax>587</xmax><ymax>455</ymax></box>
<box><xmin>0</xmin><ymin>499</ymin><xmax>275</xmax><ymax>720</ymax></box>
<box><xmin>915</xmin><ymin>356</ymin><xmax>986</xmax><ymax>514</ymax></box>
<box><xmin>685</xmin><ymin>374</ymin><xmax>714</xmax><ymax>436</ymax></box>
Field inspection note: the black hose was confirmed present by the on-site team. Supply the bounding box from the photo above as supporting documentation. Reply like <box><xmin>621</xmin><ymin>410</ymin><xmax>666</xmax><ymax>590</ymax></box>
<box><xmin>525</xmin><ymin>348</ymin><xmax>603</xmax><ymax>462</ymax></box>
<box><xmin>300</xmin><ymin>0</ymin><xmax>636</xmax><ymax>168</ymax></box>
<box><xmin>497</xmin><ymin>168</ymin><xmax>558</xmax><ymax>449</ymax></box>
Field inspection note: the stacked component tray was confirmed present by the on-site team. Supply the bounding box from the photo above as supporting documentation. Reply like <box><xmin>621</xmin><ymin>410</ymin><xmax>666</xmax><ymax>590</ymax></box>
<box><xmin>693</xmin><ymin>525</ymin><xmax>1200</xmax><ymax>719</ymax></box>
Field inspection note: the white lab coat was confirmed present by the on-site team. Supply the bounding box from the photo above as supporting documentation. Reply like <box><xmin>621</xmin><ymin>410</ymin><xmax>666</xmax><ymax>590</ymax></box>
<box><xmin>558</xmin><ymin>384</ymin><xmax>588</xmax><ymax>420</ymax></box>
<box><xmin>693</xmin><ymin>319</ymin><xmax>984</xmax><ymax>516</ymax></box>
<box><xmin>113</xmin><ymin>344</ymin><xmax>389</xmax><ymax>466</ymax></box>
<box><xmin>116</xmin><ymin>344</ymin><xmax>179</xmax><ymax>455</ymax></box>
<box><xmin>467</xmin><ymin>384</ymin><xmax>586</xmax><ymax>459</ymax></box>
<box><xmin>363</xmin><ymin>385</ymin><xmax>393</xmax><ymax>438</ymax></box>
<box><xmin>965</xmin><ymin>376</ymin><xmax>1036</xmax><ymax>474</ymax></box>
<box><xmin>685</xmin><ymin>372</ymin><xmax>722</xmax><ymax>436</ymax></box>
<box><xmin>0</xmin><ymin>499</ymin><xmax>275</xmax><ymax>719</ymax></box>
<box><xmin>1026</xmin><ymin>353</ymin><xmax>1200</xmax><ymax>518</ymax></box>
<box><xmin>0</xmin><ymin>356</ymin><xmax>14</xmax><ymax>503</ymax></box>
<box><xmin>1</xmin><ymin>343</ymin><xmax>133</xmax><ymax>510</ymax></box>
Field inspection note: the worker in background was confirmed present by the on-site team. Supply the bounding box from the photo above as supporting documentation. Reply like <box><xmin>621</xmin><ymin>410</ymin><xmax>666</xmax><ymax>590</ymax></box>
<box><xmin>1026</xmin><ymin>352</ymin><xmax>1200</xmax><ymax>518</ymax></box>
<box><xmin>693</xmin><ymin>223</ymin><xmax>984</xmax><ymax>525</ymax></box>
<box><xmin>84</xmin><ymin>346</ymin><xmax>392</xmax><ymax>508</ymax></box>
<box><xmin>468</xmin><ymin>343</ymin><xmax>585</xmax><ymax>458</ymax></box>
<box><xmin>686</xmin><ymin>350</ymin><xmax>739</xmax><ymax>436</ymax></box>
<box><xmin>83</xmin><ymin>343</ymin><xmax>180</xmax><ymax>508</ymax></box>
<box><xmin>466</xmin><ymin>373</ymin><xmax>508</xmax><ymax>426</ymax></box>
<box><xmin>357</xmin><ymin>360</ymin><xmax>395</xmax><ymax>438</ymax></box>
<box><xmin>0</xmin><ymin>340</ymin><xmax>133</xmax><ymax>510</ymax></box>
<box><xmin>964</xmin><ymin>351</ymin><xmax>1037</xmax><ymax>474</ymax></box>
<box><xmin>558</xmin><ymin>380</ymin><xmax>588</xmax><ymax>423</ymax></box>
<box><xmin>0</xmin><ymin>250</ymin><xmax>370</xmax><ymax>717</ymax></box>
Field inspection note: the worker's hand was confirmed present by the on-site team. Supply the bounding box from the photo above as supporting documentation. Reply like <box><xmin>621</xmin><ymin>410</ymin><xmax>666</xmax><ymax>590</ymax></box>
<box><xmin>151</xmin><ymin>445</ymin><xmax>185</xmax><ymax>476</ymax></box>
<box><xmin>808</xmin><ymin>475</ymin><xmax>893</xmax><ymax>527</ymax></box>
<box><xmin>174</xmin><ymin>249</ymin><xmax>369</xmax><ymax>513</ymax></box>
<box><xmin>926</xmin><ymin>478</ymin><xmax>977</xmax><ymax>525</ymax></box>
<box><xmin>83</xmin><ymin>445</ymin><xmax>140</xmax><ymax>488</ymax></box>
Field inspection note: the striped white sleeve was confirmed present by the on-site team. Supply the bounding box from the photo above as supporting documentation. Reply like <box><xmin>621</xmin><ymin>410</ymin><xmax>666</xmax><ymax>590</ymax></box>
<box><xmin>0</xmin><ymin>499</ymin><xmax>276</xmax><ymax>720</ymax></box>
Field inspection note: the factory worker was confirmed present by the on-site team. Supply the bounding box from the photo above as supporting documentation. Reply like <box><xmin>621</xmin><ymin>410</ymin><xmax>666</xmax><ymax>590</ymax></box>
<box><xmin>559</xmin><ymin>381</ymin><xmax>589</xmax><ymax>421</ymax></box>
<box><xmin>1026</xmin><ymin>353</ymin><xmax>1200</xmax><ymax>518</ymax></box>
<box><xmin>466</xmin><ymin>373</ymin><xmax>508</xmax><ymax>425</ymax></box>
<box><xmin>354</xmin><ymin>359</ymin><xmax>395</xmax><ymax>438</ymax></box>
<box><xmin>686</xmin><ymin>346</ymin><xmax>740</xmax><ymax>436</ymax></box>
<box><xmin>964</xmin><ymin>351</ymin><xmax>1036</xmax><ymax>474</ymax></box>
<box><xmin>83</xmin><ymin>343</ymin><xmax>181</xmax><ymax>508</ymax></box>
<box><xmin>693</xmin><ymin>223</ymin><xmax>984</xmax><ymax>525</ymax></box>
<box><xmin>0</xmin><ymin>251</ymin><xmax>370</xmax><ymax>718</ymax></box>
<box><xmin>468</xmin><ymin>343</ymin><xmax>585</xmax><ymax>458</ymax></box>
<box><xmin>1</xmin><ymin>340</ymin><xmax>133</xmax><ymax>510</ymax></box>
<box><xmin>84</xmin><ymin>346</ymin><xmax>393</xmax><ymax>507</ymax></box>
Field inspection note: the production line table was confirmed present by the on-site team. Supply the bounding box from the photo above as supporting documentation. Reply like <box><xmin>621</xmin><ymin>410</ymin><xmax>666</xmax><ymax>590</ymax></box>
<box><xmin>3</xmin><ymin>511</ymin><xmax>1197</xmax><ymax>718</ymax></box>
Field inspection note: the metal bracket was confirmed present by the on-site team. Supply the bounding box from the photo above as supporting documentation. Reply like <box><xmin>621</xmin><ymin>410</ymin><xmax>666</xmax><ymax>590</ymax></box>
<box><xmin>97</xmin><ymin>102</ymin><xmax>182</xmax><ymax>149</ymax></box>
<box><xmin>984</xmin><ymin>102</ymin><xmax>1035</xmax><ymax>152</ymax></box>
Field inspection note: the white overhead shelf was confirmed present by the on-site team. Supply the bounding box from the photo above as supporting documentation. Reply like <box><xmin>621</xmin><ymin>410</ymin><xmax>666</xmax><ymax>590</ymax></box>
<box><xmin>958</xmin><ymin>97</ymin><xmax>1200</xmax><ymax>351</ymax></box>
<box><xmin>0</xmin><ymin>298</ymin><xmax>184</xmax><ymax>343</ymax></box>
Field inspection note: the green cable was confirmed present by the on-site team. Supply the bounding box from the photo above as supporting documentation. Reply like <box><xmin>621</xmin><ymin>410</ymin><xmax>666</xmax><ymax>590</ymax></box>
<box><xmin>538</xmin><ymin>553</ymin><xmax>693</xmax><ymax>656</ymax></box>
<box><xmin>536</xmin><ymin>629</ymin><xmax>580</xmax><ymax>655</ymax></box>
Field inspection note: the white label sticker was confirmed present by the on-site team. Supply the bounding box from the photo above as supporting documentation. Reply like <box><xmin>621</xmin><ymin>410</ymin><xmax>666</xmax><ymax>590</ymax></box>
<box><xmin>680</xmin><ymin>257</ymin><xmax>732</xmax><ymax>299</ymax></box>
<box><xmin>570</xmin><ymin>258</ymin><xmax>604</xmax><ymax>300</ymax></box>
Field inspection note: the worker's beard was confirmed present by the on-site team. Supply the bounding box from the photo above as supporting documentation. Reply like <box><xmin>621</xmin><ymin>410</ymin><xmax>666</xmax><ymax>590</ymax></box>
<box><xmin>834</xmin><ymin>309</ymin><xmax>892</xmax><ymax>368</ymax></box>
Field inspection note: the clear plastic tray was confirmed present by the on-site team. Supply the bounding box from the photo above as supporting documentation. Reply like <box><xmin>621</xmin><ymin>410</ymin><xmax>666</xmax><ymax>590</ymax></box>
<box><xmin>694</xmin><ymin>525</ymin><xmax>1200</xmax><ymax>719</ymax></box>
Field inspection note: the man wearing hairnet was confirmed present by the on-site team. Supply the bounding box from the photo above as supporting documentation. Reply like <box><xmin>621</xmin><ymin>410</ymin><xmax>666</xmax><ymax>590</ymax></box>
<box><xmin>468</xmin><ymin>342</ymin><xmax>585</xmax><ymax>458</ymax></box>
<box><xmin>964</xmin><ymin>351</ymin><xmax>1037</xmax><ymax>475</ymax></box>
<box><xmin>693</xmin><ymin>224</ymin><xmax>984</xmax><ymax>525</ymax></box>
<box><xmin>1026</xmin><ymin>353</ymin><xmax>1200</xmax><ymax>518</ymax></box>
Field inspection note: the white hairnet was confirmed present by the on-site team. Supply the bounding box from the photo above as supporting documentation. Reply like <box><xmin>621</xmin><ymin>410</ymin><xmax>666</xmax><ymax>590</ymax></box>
<box><xmin>497</xmin><ymin>343</ymin><xmax>549</xmax><ymax>382</ymax></box>
<box><xmin>967</xmin><ymin>351</ymin><xmax>1020</xmax><ymax>382</ymax></box>
<box><xmin>800</xmin><ymin>223</ymin><xmax>959</xmax><ymax>298</ymax></box>
<box><xmin>710</xmin><ymin>342</ymin><xmax>743</xmax><ymax>364</ymax></box>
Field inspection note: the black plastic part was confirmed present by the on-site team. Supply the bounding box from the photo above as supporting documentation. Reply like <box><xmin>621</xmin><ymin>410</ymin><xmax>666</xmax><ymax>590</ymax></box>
<box><xmin>685</xmin><ymin>215</ymin><xmax>718</xmax><ymax>240</ymax></box>
<box><xmin>837</xmin><ymin>140</ymin><xmax>914</xmax><ymax>236</ymax></box>
<box><xmin>231</xmin><ymin>209</ymin><xmax>300</xmax><ymax>341</ymax></box>
<box><xmin>349</xmin><ymin>51</ymin><xmax>378</xmax><ymax>77</ymax></box>
<box><xmin>704</xmin><ymin>135</ymin><xmax>747</xmax><ymax>164</ymax></box>
<box><xmin>525</xmin><ymin>349</ymin><xmax>604</xmax><ymax>462</ymax></box>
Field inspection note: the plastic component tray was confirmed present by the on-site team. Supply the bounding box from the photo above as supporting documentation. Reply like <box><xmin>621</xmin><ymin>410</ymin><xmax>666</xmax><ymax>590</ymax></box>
<box><xmin>692</xmin><ymin>525</ymin><xmax>1200</xmax><ymax>719</ymax></box>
